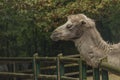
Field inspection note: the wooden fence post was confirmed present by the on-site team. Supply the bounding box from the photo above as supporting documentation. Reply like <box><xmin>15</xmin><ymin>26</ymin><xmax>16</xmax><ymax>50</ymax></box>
<box><xmin>82</xmin><ymin>62</ymin><xmax>87</xmax><ymax>80</ymax></box>
<box><xmin>79</xmin><ymin>58</ymin><xmax>82</xmax><ymax>80</ymax></box>
<box><xmin>13</xmin><ymin>62</ymin><xmax>16</xmax><ymax>80</ymax></box>
<box><xmin>79</xmin><ymin>58</ymin><xmax>87</xmax><ymax>80</ymax></box>
<box><xmin>93</xmin><ymin>68</ymin><xmax>100</xmax><ymax>80</ymax></box>
<box><xmin>102</xmin><ymin>69</ymin><xmax>109</xmax><ymax>80</ymax></box>
<box><xmin>33</xmin><ymin>53</ymin><xmax>40</xmax><ymax>80</ymax></box>
<box><xmin>56</xmin><ymin>54</ymin><xmax>64</xmax><ymax>80</ymax></box>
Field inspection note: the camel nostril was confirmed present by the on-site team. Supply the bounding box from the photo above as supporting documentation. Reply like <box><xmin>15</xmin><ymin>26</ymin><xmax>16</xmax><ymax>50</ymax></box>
<box><xmin>51</xmin><ymin>32</ymin><xmax>62</xmax><ymax>38</ymax></box>
<box><xmin>50</xmin><ymin>32</ymin><xmax>62</xmax><ymax>41</ymax></box>
<box><xmin>54</xmin><ymin>32</ymin><xmax>61</xmax><ymax>36</ymax></box>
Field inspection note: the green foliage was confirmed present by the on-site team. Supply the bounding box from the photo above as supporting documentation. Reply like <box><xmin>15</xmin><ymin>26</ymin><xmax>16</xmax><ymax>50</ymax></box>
<box><xmin>0</xmin><ymin>0</ymin><xmax>119</xmax><ymax>57</ymax></box>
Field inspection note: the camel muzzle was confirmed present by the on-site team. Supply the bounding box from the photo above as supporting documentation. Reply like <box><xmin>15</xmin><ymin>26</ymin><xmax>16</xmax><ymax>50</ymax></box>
<box><xmin>50</xmin><ymin>31</ymin><xmax>62</xmax><ymax>41</ymax></box>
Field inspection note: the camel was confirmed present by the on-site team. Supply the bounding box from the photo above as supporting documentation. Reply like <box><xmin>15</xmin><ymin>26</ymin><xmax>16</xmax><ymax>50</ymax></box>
<box><xmin>50</xmin><ymin>14</ymin><xmax>120</xmax><ymax>68</ymax></box>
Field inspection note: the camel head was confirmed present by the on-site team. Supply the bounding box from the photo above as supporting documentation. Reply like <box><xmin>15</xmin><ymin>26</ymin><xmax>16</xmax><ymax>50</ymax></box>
<box><xmin>50</xmin><ymin>14</ymin><xmax>95</xmax><ymax>41</ymax></box>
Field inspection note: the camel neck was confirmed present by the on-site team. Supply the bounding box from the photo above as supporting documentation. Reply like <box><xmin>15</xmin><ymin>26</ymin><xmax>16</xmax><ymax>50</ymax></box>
<box><xmin>74</xmin><ymin>27</ymin><xmax>110</xmax><ymax>54</ymax></box>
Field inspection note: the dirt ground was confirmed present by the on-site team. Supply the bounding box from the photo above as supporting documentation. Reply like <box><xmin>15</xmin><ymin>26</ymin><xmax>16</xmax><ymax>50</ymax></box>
<box><xmin>87</xmin><ymin>73</ymin><xmax>120</xmax><ymax>80</ymax></box>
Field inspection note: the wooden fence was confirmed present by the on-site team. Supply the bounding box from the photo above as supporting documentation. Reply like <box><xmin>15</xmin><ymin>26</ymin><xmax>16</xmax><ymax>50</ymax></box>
<box><xmin>0</xmin><ymin>53</ymin><xmax>120</xmax><ymax>80</ymax></box>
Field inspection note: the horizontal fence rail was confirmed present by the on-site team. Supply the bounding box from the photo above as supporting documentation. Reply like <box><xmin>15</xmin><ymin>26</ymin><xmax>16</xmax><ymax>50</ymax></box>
<box><xmin>0</xmin><ymin>54</ymin><xmax>119</xmax><ymax>80</ymax></box>
<box><xmin>0</xmin><ymin>72</ymin><xmax>79</xmax><ymax>80</ymax></box>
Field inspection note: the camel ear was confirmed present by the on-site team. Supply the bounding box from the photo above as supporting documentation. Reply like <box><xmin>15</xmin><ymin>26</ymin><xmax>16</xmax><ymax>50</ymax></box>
<box><xmin>81</xmin><ymin>20</ymin><xmax>86</xmax><ymax>25</ymax></box>
<box><xmin>87</xmin><ymin>19</ymin><xmax>95</xmax><ymax>28</ymax></box>
<box><xmin>80</xmin><ymin>19</ymin><xmax>86</xmax><ymax>25</ymax></box>
<box><xmin>80</xmin><ymin>19</ymin><xmax>95</xmax><ymax>28</ymax></box>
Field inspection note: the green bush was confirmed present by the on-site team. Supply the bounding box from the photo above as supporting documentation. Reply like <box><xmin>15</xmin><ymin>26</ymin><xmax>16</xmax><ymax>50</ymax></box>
<box><xmin>0</xmin><ymin>0</ymin><xmax>119</xmax><ymax>56</ymax></box>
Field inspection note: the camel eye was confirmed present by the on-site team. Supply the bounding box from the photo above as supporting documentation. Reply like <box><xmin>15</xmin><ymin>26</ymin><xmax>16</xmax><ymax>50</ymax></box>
<box><xmin>66</xmin><ymin>24</ymin><xmax>72</xmax><ymax>29</ymax></box>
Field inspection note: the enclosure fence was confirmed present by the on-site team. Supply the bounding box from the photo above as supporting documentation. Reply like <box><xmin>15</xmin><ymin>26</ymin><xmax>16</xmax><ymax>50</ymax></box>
<box><xmin>0</xmin><ymin>53</ymin><xmax>120</xmax><ymax>80</ymax></box>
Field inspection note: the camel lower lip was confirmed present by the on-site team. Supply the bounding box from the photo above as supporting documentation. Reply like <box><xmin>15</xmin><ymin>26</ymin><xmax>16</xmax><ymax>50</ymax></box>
<box><xmin>52</xmin><ymin>38</ymin><xmax>59</xmax><ymax>41</ymax></box>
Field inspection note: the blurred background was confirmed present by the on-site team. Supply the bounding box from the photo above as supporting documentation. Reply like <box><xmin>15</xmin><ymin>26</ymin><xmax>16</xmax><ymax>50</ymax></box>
<box><xmin>0</xmin><ymin>0</ymin><xmax>120</xmax><ymax>57</ymax></box>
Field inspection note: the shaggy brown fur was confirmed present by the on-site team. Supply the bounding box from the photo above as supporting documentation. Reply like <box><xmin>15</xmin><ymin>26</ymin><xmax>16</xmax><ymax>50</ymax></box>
<box><xmin>51</xmin><ymin>14</ymin><xmax>120</xmax><ymax>68</ymax></box>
